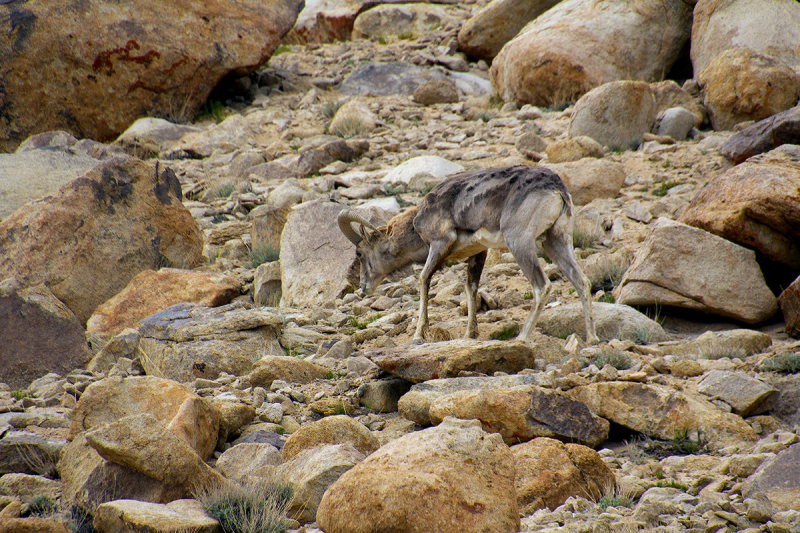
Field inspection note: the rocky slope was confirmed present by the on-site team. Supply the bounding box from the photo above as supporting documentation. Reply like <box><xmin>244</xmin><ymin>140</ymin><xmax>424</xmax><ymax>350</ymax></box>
<box><xmin>1</xmin><ymin>1</ymin><xmax>800</xmax><ymax>532</ymax></box>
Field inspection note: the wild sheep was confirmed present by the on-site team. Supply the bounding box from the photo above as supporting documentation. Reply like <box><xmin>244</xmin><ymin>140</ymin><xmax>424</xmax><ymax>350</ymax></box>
<box><xmin>338</xmin><ymin>165</ymin><xmax>598</xmax><ymax>344</ymax></box>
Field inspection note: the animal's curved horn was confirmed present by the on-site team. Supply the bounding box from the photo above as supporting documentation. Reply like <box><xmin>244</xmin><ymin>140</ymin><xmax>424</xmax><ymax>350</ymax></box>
<box><xmin>338</xmin><ymin>209</ymin><xmax>379</xmax><ymax>245</ymax></box>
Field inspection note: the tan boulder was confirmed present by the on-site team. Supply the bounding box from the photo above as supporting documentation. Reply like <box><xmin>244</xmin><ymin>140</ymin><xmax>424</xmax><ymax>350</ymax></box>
<box><xmin>568</xmin><ymin>81</ymin><xmax>656</xmax><ymax>149</ymax></box>
<box><xmin>316</xmin><ymin>417</ymin><xmax>520</xmax><ymax>533</ymax></box>
<box><xmin>699</xmin><ymin>48</ymin><xmax>800</xmax><ymax>131</ymax></box>
<box><xmin>680</xmin><ymin>146</ymin><xmax>800</xmax><ymax>270</ymax></box>
<box><xmin>328</xmin><ymin>98</ymin><xmax>377</xmax><ymax>137</ymax></box>
<box><xmin>650</xmin><ymin>80</ymin><xmax>704</xmax><ymax>126</ymax></box>
<box><xmin>87</xmin><ymin>268</ymin><xmax>241</xmax><ymax>337</ymax></box>
<box><xmin>212</xmin><ymin>399</ymin><xmax>256</xmax><ymax>448</ymax></box>
<box><xmin>513</xmin><ymin>437</ymin><xmax>615</xmax><ymax>513</ymax></box>
<box><xmin>490</xmin><ymin>0</ymin><xmax>692</xmax><ymax>107</ymax></box>
<box><xmin>367</xmin><ymin>338</ymin><xmax>563</xmax><ymax>383</ymax></box>
<box><xmin>0</xmin><ymin>518</ymin><xmax>69</xmax><ymax>533</ymax></box>
<box><xmin>250</xmin><ymin>206</ymin><xmax>289</xmax><ymax>257</ymax></box>
<box><xmin>538</xmin><ymin>302</ymin><xmax>668</xmax><ymax>344</ymax></box>
<box><xmin>282</xmin><ymin>415</ymin><xmax>380</xmax><ymax>461</ymax></box>
<box><xmin>69</xmin><ymin>375</ymin><xmax>220</xmax><ymax>461</ymax></box>
<box><xmin>275</xmin><ymin>443</ymin><xmax>366</xmax><ymax>523</ymax></box>
<box><xmin>567</xmin><ymin>382</ymin><xmax>758</xmax><ymax>450</ymax></box>
<box><xmin>248</xmin><ymin>355</ymin><xmax>330</xmax><ymax>389</ymax></box>
<box><xmin>545</xmin><ymin>136</ymin><xmax>605</xmax><ymax>164</ymax></box>
<box><xmin>0</xmin><ymin>157</ymin><xmax>202</xmax><ymax>324</ymax></box>
<box><xmin>0</xmin><ymin>0</ymin><xmax>303</xmax><ymax>151</ymax></box>
<box><xmin>115</xmin><ymin>118</ymin><xmax>202</xmax><ymax>156</ymax></box>
<box><xmin>655</xmin><ymin>329</ymin><xmax>772</xmax><ymax>359</ymax></box>
<box><xmin>719</xmin><ymin>106</ymin><xmax>800</xmax><ymax>164</ymax></box>
<box><xmin>215</xmin><ymin>443</ymin><xmax>283</xmax><ymax>483</ymax></box>
<box><xmin>616</xmin><ymin>219</ymin><xmax>778</xmax><ymax>324</ymax></box>
<box><xmin>93</xmin><ymin>499</ymin><xmax>219</xmax><ymax>533</ymax></box>
<box><xmin>780</xmin><ymin>275</ymin><xmax>800</xmax><ymax>337</ymax></box>
<box><xmin>691</xmin><ymin>0</ymin><xmax>800</xmax><ymax>76</ymax></box>
<box><xmin>541</xmin><ymin>158</ymin><xmax>626</xmax><ymax>205</ymax></box>
<box><xmin>0</xmin><ymin>278</ymin><xmax>92</xmax><ymax>390</ymax></box>
<box><xmin>352</xmin><ymin>3</ymin><xmax>458</xmax><ymax>41</ymax></box>
<box><xmin>283</xmin><ymin>0</ymin><xmax>371</xmax><ymax>45</ymax></box>
<box><xmin>280</xmin><ymin>200</ymin><xmax>359</xmax><ymax>307</ymax></box>
<box><xmin>457</xmin><ymin>0</ymin><xmax>561</xmax><ymax>62</ymax></box>
<box><xmin>137</xmin><ymin>302</ymin><xmax>284</xmax><ymax>382</ymax></box>
<box><xmin>428</xmin><ymin>385</ymin><xmax>609</xmax><ymax>447</ymax></box>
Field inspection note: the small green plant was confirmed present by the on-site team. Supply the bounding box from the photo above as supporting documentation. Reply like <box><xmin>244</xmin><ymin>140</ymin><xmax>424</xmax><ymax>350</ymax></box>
<box><xmin>670</xmin><ymin>428</ymin><xmax>708</xmax><ymax>456</ymax></box>
<box><xmin>282</xmin><ymin>344</ymin><xmax>299</xmax><ymax>358</ymax></box>
<box><xmin>27</xmin><ymin>495</ymin><xmax>58</xmax><ymax>517</ymax></box>
<box><xmin>656</xmin><ymin>479</ymin><xmax>688</xmax><ymax>491</ymax></box>
<box><xmin>321</xmin><ymin>98</ymin><xmax>345</xmax><ymax>120</ymax></box>
<box><xmin>761</xmin><ymin>352</ymin><xmax>800</xmax><ymax>374</ymax></box>
<box><xmin>273</xmin><ymin>44</ymin><xmax>292</xmax><ymax>56</ymax></box>
<box><xmin>333</xmin><ymin>402</ymin><xmax>348</xmax><ymax>415</ymax></box>
<box><xmin>593</xmin><ymin>350</ymin><xmax>631</xmax><ymax>370</ymax></box>
<box><xmin>275</xmin><ymin>426</ymin><xmax>285</xmax><ymax>435</ymax></box>
<box><xmin>626</xmin><ymin>327</ymin><xmax>652</xmax><ymax>345</ymax></box>
<box><xmin>213</xmin><ymin>180</ymin><xmax>236</xmax><ymax>199</ymax></box>
<box><xmin>198</xmin><ymin>481</ymin><xmax>293</xmax><ymax>533</ymax></box>
<box><xmin>377</xmin><ymin>36</ymin><xmax>387</xmax><ymax>45</ymax></box>
<box><xmin>523</xmin><ymin>291</ymin><xmax>534</xmax><ymax>300</ymax></box>
<box><xmin>490</xmin><ymin>323</ymin><xmax>520</xmax><ymax>341</ymax></box>
<box><xmin>250</xmin><ymin>242</ymin><xmax>280</xmax><ymax>268</ymax></box>
<box><xmin>330</xmin><ymin>115</ymin><xmax>369</xmax><ymax>138</ymax></box>
<box><xmin>595</xmin><ymin>292</ymin><xmax>615</xmax><ymax>304</ymax></box>
<box><xmin>325</xmin><ymin>371</ymin><xmax>336</xmax><ymax>380</ymax></box>
<box><xmin>197</xmin><ymin>99</ymin><xmax>228</xmax><ymax>124</ymax></box>
<box><xmin>11</xmin><ymin>389</ymin><xmax>30</xmax><ymax>401</ymax></box>
<box><xmin>596</xmin><ymin>488</ymin><xmax>634</xmax><ymax>511</ymax></box>
<box><xmin>652</xmin><ymin>179</ymin><xmax>682</xmax><ymax>197</ymax></box>
<box><xmin>348</xmin><ymin>314</ymin><xmax>381</xmax><ymax>330</ymax></box>
<box><xmin>397</xmin><ymin>29</ymin><xmax>414</xmax><ymax>40</ymax></box>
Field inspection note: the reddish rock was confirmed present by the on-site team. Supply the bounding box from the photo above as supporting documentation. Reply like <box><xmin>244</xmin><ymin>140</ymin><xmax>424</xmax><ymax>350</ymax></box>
<box><xmin>0</xmin><ymin>0</ymin><xmax>303</xmax><ymax>151</ymax></box>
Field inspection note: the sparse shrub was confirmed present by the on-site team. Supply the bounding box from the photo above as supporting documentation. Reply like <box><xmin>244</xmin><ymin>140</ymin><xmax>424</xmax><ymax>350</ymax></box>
<box><xmin>250</xmin><ymin>242</ymin><xmax>280</xmax><ymax>268</ymax></box>
<box><xmin>213</xmin><ymin>180</ymin><xmax>236</xmax><ymax>199</ymax></box>
<box><xmin>67</xmin><ymin>505</ymin><xmax>96</xmax><ymax>533</ymax></box>
<box><xmin>626</xmin><ymin>327</ymin><xmax>652</xmax><ymax>345</ymax></box>
<box><xmin>348</xmin><ymin>314</ymin><xmax>381</xmax><ymax>330</ymax></box>
<box><xmin>700</xmin><ymin>341</ymin><xmax>747</xmax><ymax>361</ymax></box>
<box><xmin>198</xmin><ymin>481</ymin><xmax>293</xmax><ymax>533</ymax></box>
<box><xmin>761</xmin><ymin>352</ymin><xmax>800</xmax><ymax>374</ymax></box>
<box><xmin>656</xmin><ymin>479</ymin><xmax>688</xmax><ymax>491</ymax></box>
<box><xmin>670</xmin><ymin>428</ymin><xmax>707</xmax><ymax>456</ymax></box>
<box><xmin>593</xmin><ymin>351</ymin><xmax>631</xmax><ymax>370</ymax></box>
<box><xmin>595</xmin><ymin>292</ymin><xmax>615</xmax><ymax>304</ymax></box>
<box><xmin>587</xmin><ymin>255</ymin><xmax>628</xmax><ymax>293</ymax></box>
<box><xmin>27</xmin><ymin>495</ymin><xmax>58</xmax><ymax>518</ymax></box>
<box><xmin>490</xmin><ymin>323</ymin><xmax>519</xmax><ymax>340</ymax></box>
<box><xmin>321</xmin><ymin>97</ymin><xmax>345</xmax><ymax>120</ymax></box>
<box><xmin>11</xmin><ymin>389</ymin><xmax>30</xmax><ymax>401</ymax></box>
<box><xmin>596</xmin><ymin>487</ymin><xmax>634</xmax><ymax>511</ymax></box>
<box><xmin>329</xmin><ymin>115</ymin><xmax>369</xmax><ymax>138</ymax></box>
<box><xmin>197</xmin><ymin>99</ymin><xmax>228</xmax><ymax>124</ymax></box>
<box><xmin>652</xmin><ymin>179</ymin><xmax>682</xmax><ymax>197</ymax></box>
<box><xmin>572</xmin><ymin>218</ymin><xmax>604</xmax><ymax>249</ymax></box>
<box><xmin>523</xmin><ymin>291</ymin><xmax>534</xmax><ymax>300</ymax></box>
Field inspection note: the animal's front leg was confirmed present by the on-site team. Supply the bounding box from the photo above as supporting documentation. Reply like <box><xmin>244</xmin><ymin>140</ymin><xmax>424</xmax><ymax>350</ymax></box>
<box><xmin>464</xmin><ymin>251</ymin><xmax>487</xmax><ymax>339</ymax></box>
<box><xmin>412</xmin><ymin>238</ymin><xmax>453</xmax><ymax>344</ymax></box>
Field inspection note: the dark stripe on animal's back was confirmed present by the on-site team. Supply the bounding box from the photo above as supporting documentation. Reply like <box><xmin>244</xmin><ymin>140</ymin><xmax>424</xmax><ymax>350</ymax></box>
<box><xmin>417</xmin><ymin>166</ymin><xmax>568</xmax><ymax>231</ymax></box>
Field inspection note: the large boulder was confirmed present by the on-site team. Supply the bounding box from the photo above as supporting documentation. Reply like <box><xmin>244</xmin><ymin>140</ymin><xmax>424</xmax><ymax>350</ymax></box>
<box><xmin>567</xmin><ymin>81</ymin><xmax>656</xmax><ymax>149</ymax></box>
<box><xmin>541</xmin><ymin>158</ymin><xmax>626</xmax><ymax>205</ymax></box>
<box><xmin>69</xmin><ymin>375</ymin><xmax>220</xmax><ymax>460</ymax></box>
<box><xmin>742</xmin><ymin>443</ymin><xmax>800</xmax><ymax>511</ymax></box>
<box><xmin>538</xmin><ymin>302</ymin><xmax>669</xmax><ymax>344</ymax></box>
<box><xmin>0</xmin><ymin>0</ymin><xmax>303</xmax><ymax>151</ymax></box>
<box><xmin>0</xmin><ymin>278</ymin><xmax>92</xmax><ymax>390</ymax></box>
<box><xmin>457</xmin><ymin>0</ymin><xmax>562</xmax><ymax>62</ymax></box>
<box><xmin>0</xmin><ymin>157</ymin><xmax>203</xmax><ymax>324</ymax></box>
<box><xmin>352</xmin><ymin>3</ymin><xmax>459</xmax><ymax>41</ymax></box>
<box><xmin>428</xmin><ymin>385</ymin><xmax>610</xmax><ymax>447</ymax></box>
<box><xmin>282</xmin><ymin>415</ymin><xmax>380</xmax><ymax>461</ymax></box>
<box><xmin>137</xmin><ymin>302</ymin><xmax>284</xmax><ymax>383</ymax></box>
<box><xmin>698</xmin><ymin>48</ymin><xmax>800</xmax><ymax>131</ymax></box>
<box><xmin>691</xmin><ymin>0</ymin><xmax>800</xmax><ymax>77</ymax></box>
<box><xmin>616</xmin><ymin>219</ymin><xmax>778</xmax><ymax>324</ymax></box>
<box><xmin>93</xmin><ymin>499</ymin><xmax>220</xmax><ymax>533</ymax></box>
<box><xmin>720</xmin><ymin>106</ymin><xmax>800</xmax><ymax>164</ymax></box>
<box><xmin>489</xmin><ymin>0</ymin><xmax>692</xmax><ymax>107</ymax></box>
<box><xmin>87</xmin><ymin>268</ymin><xmax>241</xmax><ymax>337</ymax></box>
<box><xmin>339</xmin><ymin>62</ymin><xmax>491</xmax><ymax>98</ymax></box>
<box><xmin>513</xmin><ymin>438</ymin><xmax>615</xmax><ymax>513</ymax></box>
<box><xmin>0</xmin><ymin>137</ymin><xmax>102</xmax><ymax>221</ymax></box>
<box><xmin>283</xmin><ymin>0</ymin><xmax>370</xmax><ymax>45</ymax></box>
<box><xmin>367</xmin><ymin>338</ymin><xmax>563</xmax><ymax>383</ymax></box>
<box><xmin>567</xmin><ymin>382</ymin><xmax>758</xmax><ymax>451</ymax></box>
<box><xmin>280</xmin><ymin>200</ymin><xmax>359</xmax><ymax>308</ymax></box>
<box><xmin>779</xmin><ymin>275</ymin><xmax>800</xmax><ymax>337</ymax></box>
<box><xmin>316</xmin><ymin>417</ymin><xmax>520</xmax><ymax>533</ymax></box>
<box><xmin>680</xmin><ymin>145</ymin><xmax>800</xmax><ymax>270</ymax></box>
<box><xmin>697</xmin><ymin>370</ymin><xmax>779</xmax><ymax>417</ymax></box>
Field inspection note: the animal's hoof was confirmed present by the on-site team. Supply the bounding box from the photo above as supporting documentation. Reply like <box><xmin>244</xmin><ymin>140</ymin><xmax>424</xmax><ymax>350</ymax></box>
<box><xmin>411</xmin><ymin>338</ymin><xmax>424</xmax><ymax>345</ymax></box>
<box><xmin>588</xmin><ymin>335</ymin><xmax>600</xmax><ymax>345</ymax></box>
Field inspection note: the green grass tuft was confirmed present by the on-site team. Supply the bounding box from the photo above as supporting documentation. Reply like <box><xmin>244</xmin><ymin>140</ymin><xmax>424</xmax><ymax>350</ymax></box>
<box><xmin>596</xmin><ymin>489</ymin><xmax>633</xmax><ymax>511</ymax></box>
<box><xmin>348</xmin><ymin>314</ymin><xmax>381</xmax><ymax>330</ymax></box>
<box><xmin>250</xmin><ymin>242</ymin><xmax>280</xmax><ymax>268</ymax></box>
<box><xmin>761</xmin><ymin>352</ymin><xmax>800</xmax><ymax>374</ymax></box>
<box><xmin>652</xmin><ymin>179</ymin><xmax>682</xmax><ymax>197</ymax></box>
<box><xmin>198</xmin><ymin>481</ymin><xmax>293</xmax><ymax>533</ymax></box>
<box><xmin>490</xmin><ymin>323</ymin><xmax>520</xmax><ymax>341</ymax></box>
<box><xmin>27</xmin><ymin>495</ymin><xmax>58</xmax><ymax>518</ymax></box>
<box><xmin>593</xmin><ymin>351</ymin><xmax>631</xmax><ymax>370</ymax></box>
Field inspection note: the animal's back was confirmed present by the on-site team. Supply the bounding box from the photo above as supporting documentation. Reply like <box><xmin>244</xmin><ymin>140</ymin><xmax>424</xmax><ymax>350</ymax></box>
<box><xmin>415</xmin><ymin>166</ymin><xmax>570</xmax><ymax>234</ymax></box>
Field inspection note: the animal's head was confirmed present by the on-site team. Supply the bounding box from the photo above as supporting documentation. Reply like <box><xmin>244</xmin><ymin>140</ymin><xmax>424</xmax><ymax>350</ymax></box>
<box><xmin>337</xmin><ymin>209</ymin><xmax>394</xmax><ymax>295</ymax></box>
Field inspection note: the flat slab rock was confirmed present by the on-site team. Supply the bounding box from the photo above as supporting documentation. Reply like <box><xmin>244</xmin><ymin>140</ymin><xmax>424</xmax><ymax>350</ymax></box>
<box><xmin>366</xmin><ymin>338</ymin><xmax>563</xmax><ymax>383</ymax></box>
<box><xmin>93</xmin><ymin>499</ymin><xmax>219</xmax><ymax>533</ymax></box>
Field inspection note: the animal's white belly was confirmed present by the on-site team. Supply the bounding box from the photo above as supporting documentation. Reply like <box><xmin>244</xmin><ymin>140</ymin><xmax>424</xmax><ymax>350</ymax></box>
<box><xmin>446</xmin><ymin>228</ymin><xmax>508</xmax><ymax>262</ymax></box>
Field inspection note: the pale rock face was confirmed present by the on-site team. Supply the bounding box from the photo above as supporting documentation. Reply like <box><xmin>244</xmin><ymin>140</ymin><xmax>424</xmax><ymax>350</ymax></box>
<box><xmin>282</xmin><ymin>415</ymin><xmax>380</xmax><ymax>460</ymax></box>
<box><xmin>542</xmin><ymin>158</ymin><xmax>626</xmax><ymax>205</ymax></box>
<box><xmin>316</xmin><ymin>417</ymin><xmax>520</xmax><ymax>533</ymax></box>
<box><xmin>353</xmin><ymin>4</ymin><xmax>457</xmax><ymax>41</ymax></box>
<box><xmin>0</xmin><ymin>0</ymin><xmax>303</xmax><ymax>151</ymax></box>
<box><xmin>691</xmin><ymin>0</ymin><xmax>800</xmax><ymax>76</ymax></box>
<box><xmin>616</xmin><ymin>219</ymin><xmax>778</xmax><ymax>324</ymax></box>
<box><xmin>490</xmin><ymin>0</ymin><xmax>692</xmax><ymax>106</ymax></box>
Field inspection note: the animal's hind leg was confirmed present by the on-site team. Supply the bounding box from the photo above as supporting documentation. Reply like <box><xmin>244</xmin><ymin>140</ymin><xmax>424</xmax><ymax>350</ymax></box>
<box><xmin>542</xmin><ymin>224</ymin><xmax>599</xmax><ymax>344</ymax></box>
<box><xmin>464</xmin><ymin>250</ymin><xmax>487</xmax><ymax>339</ymax></box>
<box><xmin>505</xmin><ymin>242</ymin><xmax>551</xmax><ymax>342</ymax></box>
<box><xmin>413</xmin><ymin>237</ymin><xmax>455</xmax><ymax>344</ymax></box>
